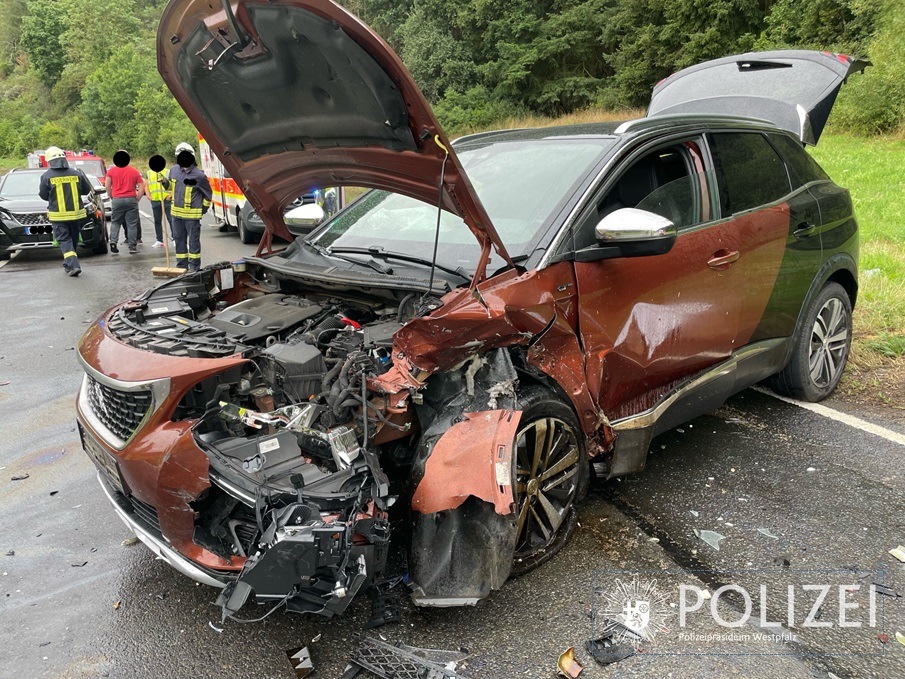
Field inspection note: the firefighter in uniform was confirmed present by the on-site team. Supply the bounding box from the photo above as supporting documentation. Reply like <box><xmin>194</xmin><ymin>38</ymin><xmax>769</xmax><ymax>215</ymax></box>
<box><xmin>145</xmin><ymin>163</ymin><xmax>171</xmax><ymax>247</ymax></box>
<box><xmin>38</xmin><ymin>146</ymin><xmax>92</xmax><ymax>277</ymax></box>
<box><xmin>169</xmin><ymin>142</ymin><xmax>212</xmax><ymax>271</ymax></box>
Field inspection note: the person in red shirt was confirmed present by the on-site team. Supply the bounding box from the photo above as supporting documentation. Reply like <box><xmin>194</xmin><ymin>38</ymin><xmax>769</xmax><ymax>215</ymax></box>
<box><xmin>104</xmin><ymin>150</ymin><xmax>145</xmax><ymax>254</ymax></box>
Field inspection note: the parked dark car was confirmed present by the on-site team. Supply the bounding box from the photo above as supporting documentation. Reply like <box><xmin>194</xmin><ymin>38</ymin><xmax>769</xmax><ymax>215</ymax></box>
<box><xmin>236</xmin><ymin>193</ymin><xmax>323</xmax><ymax>244</ymax></box>
<box><xmin>76</xmin><ymin>0</ymin><xmax>863</xmax><ymax>623</ymax></box>
<box><xmin>0</xmin><ymin>168</ymin><xmax>107</xmax><ymax>260</ymax></box>
<box><xmin>85</xmin><ymin>173</ymin><xmax>112</xmax><ymax>220</ymax></box>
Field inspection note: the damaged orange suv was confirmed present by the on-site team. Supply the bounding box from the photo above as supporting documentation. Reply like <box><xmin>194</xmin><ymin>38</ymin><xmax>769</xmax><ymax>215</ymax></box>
<box><xmin>76</xmin><ymin>0</ymin><xmax>864</xmax><ymax>621</ymax></box>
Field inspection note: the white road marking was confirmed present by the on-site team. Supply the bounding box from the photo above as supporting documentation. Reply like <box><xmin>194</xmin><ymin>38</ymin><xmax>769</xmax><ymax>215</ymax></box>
<box><xmin>753</xmin><ymin>386</ymin><xmax>905</xmax><ymax>447</ymax></box>
<box><xmin>139</xmin><ymin>210</ymin><xmax>152</xmax><ymax>219</ymax></box>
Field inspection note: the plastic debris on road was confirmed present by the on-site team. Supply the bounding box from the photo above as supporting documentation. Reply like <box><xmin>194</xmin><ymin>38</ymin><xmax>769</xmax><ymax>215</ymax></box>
<box><xmin>121</xmin><ymin>537</ymin><xmax>140</xmax><ymax>547</ymax></box>
<box><xmin>693</xmin><ymin>529</ymin><xmax>726</xmax><ymax>551</ymax></box>
<box><xmin>757</xmin><ymin>528</ymin><xmax>780</xmax><ymax>539</ymax></box>
<box><xmin>286</xmin><ymin>646</ymin><xmax>314</xmax><ymax>678</ymax></box>
<box><xmin>585</xmin><ymin>634</ymin><xmax>635</xmax><ymax>666</ymax></box>
<box><xmin>889</xmin><ymin>546</ymin><xmax>905</xmax><ymax>563</ymax></box>
<box><xmin>557</xmin><ymin>647</ymin><xmax>583</xmax><ymax>678</ymax></box>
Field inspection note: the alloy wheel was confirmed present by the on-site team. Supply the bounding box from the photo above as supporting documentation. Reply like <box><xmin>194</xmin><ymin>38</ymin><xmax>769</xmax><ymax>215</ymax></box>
<box><xmin>808</xmin><ymin>297</ymin><xmax>849</xmax><ymax>388</ymax></box>
<box><xmin>514</xmin><ymin>416</ymin><xmax>580</xmax><ymax>560</ymax></box>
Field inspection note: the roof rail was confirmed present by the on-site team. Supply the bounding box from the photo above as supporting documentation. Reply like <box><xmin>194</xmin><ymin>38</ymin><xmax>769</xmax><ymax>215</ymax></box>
<box><xmin>614</xmin><ymin>113</ymin><xmax>774</xmax><ymax>134</ymax></box>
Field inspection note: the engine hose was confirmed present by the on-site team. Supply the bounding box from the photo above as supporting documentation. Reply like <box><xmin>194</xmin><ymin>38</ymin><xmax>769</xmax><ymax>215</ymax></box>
<box><xmin>321</xmin><ymin>360</ymin><xmax>343</xmax><ymax>392</ymax></box>
<box><xmin>397</xmin><ymin>293</ymin><xmax>416</xmax><ymax>323</ymax></box>
<box><xmin>338</xmin><ymin>357</ymin><xmax>355</xmax><ymax>389</ymax></box>
<box><xmin>332</xmin><ymin>386</ymin><xmax>359</xmax><ymax>417</ymax></box>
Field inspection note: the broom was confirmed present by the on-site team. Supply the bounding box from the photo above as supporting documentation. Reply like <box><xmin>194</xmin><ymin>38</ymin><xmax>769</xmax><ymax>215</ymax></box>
<box><xmin>149</xmin><ymin>154</ymin><xmax>186</xmax><ymax>278</ymax></box>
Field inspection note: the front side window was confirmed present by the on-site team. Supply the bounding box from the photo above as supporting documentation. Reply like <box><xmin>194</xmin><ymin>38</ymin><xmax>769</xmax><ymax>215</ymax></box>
<box><xmin>709</xmin><ymin>132</ymin><xmax>792</xmax><ymax>214</ymax></box>
<box><xmin>572</xmin><ymin>141</ymin><xmax>712</xmax><ymax>250</ymax></box>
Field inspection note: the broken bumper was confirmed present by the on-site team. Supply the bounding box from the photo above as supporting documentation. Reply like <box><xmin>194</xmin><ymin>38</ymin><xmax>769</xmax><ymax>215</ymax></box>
<box><xmin>95</xmin><ymin>471</ymin><xmax>229</xmax><ymax>589</ymax></box>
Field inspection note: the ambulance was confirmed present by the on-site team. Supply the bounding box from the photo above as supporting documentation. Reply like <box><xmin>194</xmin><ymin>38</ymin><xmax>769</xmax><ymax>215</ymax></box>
<box><xmin>197</xmin><ymin>135</ymin><xmax>245</xmax><ymax>228</ymax></box>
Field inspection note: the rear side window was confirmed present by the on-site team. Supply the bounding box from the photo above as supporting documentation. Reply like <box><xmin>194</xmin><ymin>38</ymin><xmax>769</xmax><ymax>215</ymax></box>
<box><xmin>709</xmin><ymin>132</ymin><xmax>792</xmax><ymax>214</ymax></box>
<box><xmin>768</xmin><ymin>133</ymin><xmax>830</xmax><ymax>187</ymax></box>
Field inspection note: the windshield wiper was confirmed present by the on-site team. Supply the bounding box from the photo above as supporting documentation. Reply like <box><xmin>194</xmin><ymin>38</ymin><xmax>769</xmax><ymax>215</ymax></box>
<box><xmin>304</xmin><ymin>241</ymin><xmax>393</xmax><ymax>275</ymax></box>
<box><xmin>328</xmin><ymin>246</ymin><xmax>472</xmax><ymax>282</ymax></box>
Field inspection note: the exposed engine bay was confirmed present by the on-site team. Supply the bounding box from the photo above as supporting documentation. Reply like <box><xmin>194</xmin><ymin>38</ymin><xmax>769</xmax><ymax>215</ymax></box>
<box><xmin>108</xmin><ymin>264</ymin><xmax>435</xmax><ymax>619</ymax></box>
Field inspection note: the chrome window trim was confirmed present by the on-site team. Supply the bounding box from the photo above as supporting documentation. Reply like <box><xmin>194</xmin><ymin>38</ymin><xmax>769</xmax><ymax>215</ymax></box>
<box><xmin>77</xmin><ymin>351</ymin><xmax>171</xmax><ymax>450</ymax></box>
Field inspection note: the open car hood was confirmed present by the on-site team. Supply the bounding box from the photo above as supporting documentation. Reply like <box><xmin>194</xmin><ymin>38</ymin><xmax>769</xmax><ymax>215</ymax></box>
<box><xmin>648</xmin><ymin>50</ymin><xmax>869</xmax><ymax>145</ymax></box>
<box><xmin>158</xmin><ymin>0</ymin><xmax>512</xmax><ymax>272</ymax></box>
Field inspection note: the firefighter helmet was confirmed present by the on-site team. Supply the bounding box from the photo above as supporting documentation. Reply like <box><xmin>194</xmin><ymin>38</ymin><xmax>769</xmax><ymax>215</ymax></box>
<box><xmin>175</xmin><ymin>142</ymin><xmax>194</xmax><ymax>156</ymax></box>
<box><xmin>45</xmin><ymin>146</ymin><xmax>68</xmax><ymax>169</ymax></box>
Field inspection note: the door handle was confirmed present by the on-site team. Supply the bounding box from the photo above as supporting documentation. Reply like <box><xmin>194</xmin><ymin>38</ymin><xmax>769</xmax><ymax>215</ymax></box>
<box><xmin>707</xmin><ymin>249</ymin><xmax>740</xmax><ymax>270</ymax></box>
<box><xmin>793</xmin><ymin>222</ymin><xmax>817</xmax><ymax>239</ymax></box>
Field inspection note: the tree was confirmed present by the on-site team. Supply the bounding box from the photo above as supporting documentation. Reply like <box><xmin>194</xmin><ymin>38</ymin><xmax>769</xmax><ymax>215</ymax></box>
<box><xmin>20</xmin><ymin>0</ymin><xmax>69</xmax><ymax>86</ymax></box>
<box><xmin>79</xmin><ymin>44</ymin><xmax>155</xmax><ymax>154</ymax></box>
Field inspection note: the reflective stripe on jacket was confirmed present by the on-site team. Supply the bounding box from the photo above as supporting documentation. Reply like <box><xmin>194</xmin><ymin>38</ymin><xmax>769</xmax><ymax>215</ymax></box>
<box><xmin>147</xmin><ymin>169</ymin><xmax>171</xmax><ymax>202</ymax></box>
<box><xmin>169</xmin><ymin>164</ymin><xmax>212</xmax><ymax>220</ymax></box>
<box><xmin>38</xmin><ymin>167</ymin><xmax>91</xmax><ymax>222</ymax></box>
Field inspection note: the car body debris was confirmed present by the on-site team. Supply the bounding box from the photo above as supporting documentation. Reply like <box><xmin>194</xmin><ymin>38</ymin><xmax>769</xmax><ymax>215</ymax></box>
<box><xmin>693</xmin><ymin>529</ymin><xmax>726</xmax><ymax>551</ymax></box>
<box><xmin>10</xmin><ymin>474</ymin><xmax>29</xmax><ymax>481</ymax></box>
<box><xmin>341</xmin><ymin>636</ymin><xmax>470</xmax><ymax>679</ymax></box>
<box><xmin>556</xmin><ymin>646</ymin><xmax>583</xmax><ymax>677</ymax></box>
<box><xmin>286</xmin><ymin>645</ymin><xmax>315</xmax><ymax>678</ymax></box>
<box><xmin>889</xmin><ymin>546</ymin><xmax>905</xmax><ymax>562</ymax></box>
<box><xmin>585</xmin><ymin>634</ymin><xmax>635</xmax><ymax>666</ymax></box>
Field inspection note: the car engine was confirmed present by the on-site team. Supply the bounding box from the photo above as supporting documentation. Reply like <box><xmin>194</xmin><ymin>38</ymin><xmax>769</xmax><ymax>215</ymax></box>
<box><xmin>105</xmin><ymin>266</ymin><xmax>425</xmax><ymax>619</ymax></box>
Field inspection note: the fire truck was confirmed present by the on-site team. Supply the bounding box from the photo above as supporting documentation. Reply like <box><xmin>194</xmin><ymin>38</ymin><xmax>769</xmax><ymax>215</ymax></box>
<box><xmin>28</xmin><ymin>149</ymin><xmax>107</xmax><ymax>181</ymax></box>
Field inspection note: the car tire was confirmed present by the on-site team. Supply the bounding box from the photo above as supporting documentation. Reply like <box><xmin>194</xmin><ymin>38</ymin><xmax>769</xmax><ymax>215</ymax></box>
<box><xmin>770</xmin><ymin>281</ymin><xmax>852</xmax><ymax>402</ymax></box>
<box><xmin>237</xmin><ymin>213</ymin><xmax>259</xmax><ymax>244</ymax></box>
<box><xmin>510</xmin><ymin>385</ymin><xmax>589</xmax><ymax>577</ymax></box>
<box><xmin>92</xmin><ymin>226</ymin><xmax>109</xmax><ymax>255</ymax></box>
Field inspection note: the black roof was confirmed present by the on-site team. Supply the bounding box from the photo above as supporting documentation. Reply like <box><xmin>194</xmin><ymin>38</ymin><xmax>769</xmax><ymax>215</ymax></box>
<box><xmin>454</xmin><ymin>114</ymin><xmax>785</xmax><ymax>148</ymax></box>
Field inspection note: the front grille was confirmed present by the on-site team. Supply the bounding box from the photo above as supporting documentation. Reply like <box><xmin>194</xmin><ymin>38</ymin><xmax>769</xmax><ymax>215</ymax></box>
<box><xmin>128</xmin><ymin>496</ymin><xmax>161</xmax><ymax>533</ymax></box>
<box><xmin>85</xmin><ymin>375</ymin><xmax>152</xmax><ymax>441</ymax></box>
<box><xmin>11</xmin><ymin>212</ymin><xmax>50</xmax><ymax>227</ymax></box>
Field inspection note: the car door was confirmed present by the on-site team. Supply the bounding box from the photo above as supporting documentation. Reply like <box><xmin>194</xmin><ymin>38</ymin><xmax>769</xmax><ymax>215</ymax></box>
<box><xmin>706</xmin><ymin>131</ymin><xmax>804</xmax><ymax>348</ymax></box>
<box><xmin>572</xmin><ymin>137</ymin><xmax>743</xmax><ymax>419</ymax></box>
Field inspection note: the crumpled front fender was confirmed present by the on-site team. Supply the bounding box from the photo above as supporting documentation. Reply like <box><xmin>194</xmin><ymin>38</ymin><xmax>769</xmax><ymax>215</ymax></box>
<box><xmin>411</xmin><ymin>409</ymin><xmax>521</xmax><ymax>516</ymax></box>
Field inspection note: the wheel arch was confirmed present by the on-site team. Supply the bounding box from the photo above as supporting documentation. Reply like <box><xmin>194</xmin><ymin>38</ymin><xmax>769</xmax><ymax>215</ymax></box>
<box><xmin>782</xmin><ymin>252</ymin><xmax>858</xmax><ymax>368</ymax></box>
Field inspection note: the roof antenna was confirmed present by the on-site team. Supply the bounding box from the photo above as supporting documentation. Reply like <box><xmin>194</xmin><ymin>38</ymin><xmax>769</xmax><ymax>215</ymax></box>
<box><xmin>425</xmin><ymin>135</ymin><xmax>449</xmax><ymax>301</ymax></box>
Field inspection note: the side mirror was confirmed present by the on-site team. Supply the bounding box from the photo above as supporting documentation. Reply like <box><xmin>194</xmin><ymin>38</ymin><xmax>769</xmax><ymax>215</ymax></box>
<box><xmin>284</xmin><ymin>203</ymin><xmax>325</xmax><ymax>228</ymax></box>
<box><xmin>571</xmin><ymin>208</ymin><xmax>677</xmax><ymax>263</ymax></box>
<box><xmin>592</xmin><ymin>208</ymin><xmax>676</xmax><ymax>258</ymax></box>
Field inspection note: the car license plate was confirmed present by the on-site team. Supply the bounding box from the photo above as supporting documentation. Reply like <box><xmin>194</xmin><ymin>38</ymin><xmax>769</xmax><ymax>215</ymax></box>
<box><xmin>81</xmin><ymin>425</ymin><xmax>124</xmax><ymax>494</ymax></box>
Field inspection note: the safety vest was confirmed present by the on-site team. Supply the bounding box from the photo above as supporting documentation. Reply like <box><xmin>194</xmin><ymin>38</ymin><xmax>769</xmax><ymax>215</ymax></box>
<box><xmin>170</xmin><ymin>164</ymin><xmax>212</xmax><ymax>220</ymax></box>
<box><xmin>147</xmin><ymin>169</ymin><xmax>170</xmax><ymax>202</ymax></box>
<box><xmin>39</xmin><ymin>168</ymin><xmax>90</xmax><ymax>222</ymax></box>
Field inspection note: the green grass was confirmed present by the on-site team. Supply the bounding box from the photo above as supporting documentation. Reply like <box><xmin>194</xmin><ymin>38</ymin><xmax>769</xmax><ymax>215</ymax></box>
<box><xmin>809</xmin><ymin>135</ymin><xmax>905</xmax><ymax>361</ymax></box>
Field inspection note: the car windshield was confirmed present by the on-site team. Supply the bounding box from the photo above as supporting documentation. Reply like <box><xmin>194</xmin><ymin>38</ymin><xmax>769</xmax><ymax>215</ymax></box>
<box><xmin>0</xmin><ymin>172</ymin><xmax>42</xmax><ymax>197</ymax></box>
<box><xmin>303</xmin><ymin>138</ymin><xmax>613</xmax><ymax>272</ymax></box>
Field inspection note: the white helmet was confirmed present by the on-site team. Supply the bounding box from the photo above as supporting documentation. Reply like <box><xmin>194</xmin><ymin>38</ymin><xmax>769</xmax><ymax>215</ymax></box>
<box><xmin>175</xmin><ymin>142</ymin><xmax>194</xmax><ymax>156</ymax></box>
<box><xmin>45</xmin><ymin>146</ymin><xmax>66</xmax><ymax>162</ymax></box>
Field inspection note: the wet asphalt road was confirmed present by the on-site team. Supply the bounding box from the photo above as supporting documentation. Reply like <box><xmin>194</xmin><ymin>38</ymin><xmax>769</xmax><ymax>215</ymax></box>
<box><xmin>0</xmin><ymin>209</ymin><xmax>903</xmax><ymax>679</ymax></box>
